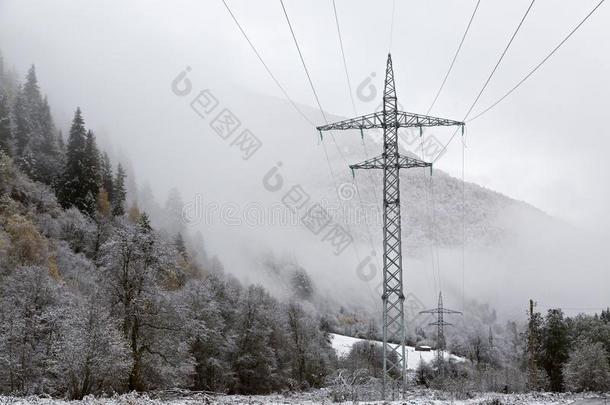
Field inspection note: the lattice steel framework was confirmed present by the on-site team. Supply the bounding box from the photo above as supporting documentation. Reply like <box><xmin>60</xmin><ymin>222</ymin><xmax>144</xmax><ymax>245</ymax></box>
<box><xmin>420</xmin><ymin>292</ymin><xmax>462</xmax><ymax>365</ymax></box>
<box><xmin>317</xmin><ymin>54</ymin><xmax>464</xmax><ymax>398</ymax></box>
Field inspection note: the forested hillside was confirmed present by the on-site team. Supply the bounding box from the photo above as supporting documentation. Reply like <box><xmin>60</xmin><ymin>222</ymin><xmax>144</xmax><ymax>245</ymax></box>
<box><xmin>0</xmin><ymin>57</ymin><xmax>337</xmax><ymax>398</ymax></box>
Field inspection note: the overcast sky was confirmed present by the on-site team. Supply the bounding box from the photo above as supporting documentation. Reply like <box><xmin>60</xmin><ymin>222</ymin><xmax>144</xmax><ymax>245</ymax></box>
<box><xmin>1</xmin><ymin>0</ymin><xmax>609</xmax><ymax>235</ymax></box>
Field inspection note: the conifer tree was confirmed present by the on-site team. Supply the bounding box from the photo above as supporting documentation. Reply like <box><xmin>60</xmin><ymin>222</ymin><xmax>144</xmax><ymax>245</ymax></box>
<box><xmin>12</xmin><ymin>89</ymin><xmax>29</xmax><ymax>158</ymax></box>
<box><xmin>0</xmin><ymin>95</ymin><xmax>11</xmax><ymax>155</ymax></box>
<box><xmin>540</xmin><ymin>309</ymin><xmax>570</xmax><ymax>392</ymax></box>
<box><xmin>100</xmin><ymin>152</ymin><xmax>114</xmax><ymax>203</ymax></box>
<box><xmin>19</xmin><ymin>66</ymin><xmax>43</xmax><ymax>176</ymax></box>
<box><xmin>10</xmin><ymin>66</ymin><xmax>62</xmax><ymax>185</ymax></box>
<box><xmin>23</xmin><ymin>65</ymin><xmax>41</xmax><ymax>107</ymax></box>
<box><xmin>138</xmin><ymin>212</ymin><xmax>152</xmax><ymax>233</ymax></box>
<box><xmin>58</xmin><ymin>108</ymin><xmax>90</xmax><ymax>214</ymax></box>
<box><xmin>82</xmin><ymin>130</ymin><xmax>100</xmax><ymax>215</ymax></box>
<box><xmin>37</xmin><ymin>96</ymin><xmax>62</xmax><ymax>186</ymax></box>
<box><xmin>112</xmin><ymin>163</ymin><xmax>126</xmax><ymax>216</ymax></box>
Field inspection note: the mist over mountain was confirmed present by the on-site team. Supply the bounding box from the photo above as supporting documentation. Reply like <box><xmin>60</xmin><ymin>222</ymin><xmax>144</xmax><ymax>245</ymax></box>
<box><xmin>133</xmin><ymin>84</ymin><xmax>605</xmax><ymax>321</ymax></box>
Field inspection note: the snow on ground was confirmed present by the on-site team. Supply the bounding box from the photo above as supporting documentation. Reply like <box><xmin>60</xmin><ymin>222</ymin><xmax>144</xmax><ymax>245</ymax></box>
<box><xmin>330</xmin><ymin>333</ymin><xmax>463</xmax><ymax>370</ymax></box>
<box><xmin>0</xmin><ymin>391</ymin><xmax>594</xmax><ymax>404</ymax></box>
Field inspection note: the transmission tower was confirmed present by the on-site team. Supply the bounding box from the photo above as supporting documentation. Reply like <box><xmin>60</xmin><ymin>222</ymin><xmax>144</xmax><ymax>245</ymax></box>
<box><xmin>317</xmin><ymin>54</ymin><xmax>464</xmax><ymax>398</ymax></box>
<box><xmin>420</xmin><ymin>291</ymin><xmax>462</xmax><ymax>366</ymax></box>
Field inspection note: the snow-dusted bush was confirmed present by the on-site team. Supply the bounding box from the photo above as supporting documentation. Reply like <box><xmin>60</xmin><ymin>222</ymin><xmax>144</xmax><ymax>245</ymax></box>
<box><xmin>3</xmin><ymin>214</ymin><xmax>48</xmax><ymax>266</ymax></box>
<box><xmin>57</xmin><ymin>207</ymin><xmax>96</xmax><ymax>255</ymax></box>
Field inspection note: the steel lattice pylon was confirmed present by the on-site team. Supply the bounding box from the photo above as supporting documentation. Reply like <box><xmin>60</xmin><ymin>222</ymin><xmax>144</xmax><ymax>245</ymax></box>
<box><xmin>420</xmin><ymin>292</ymin><xmax>462</xmax><ymax>366</ymax></box>
<box><xmin>317</xmin><ymin>54</ymin><xmax>464</xmax><ymax>398</ymax></box>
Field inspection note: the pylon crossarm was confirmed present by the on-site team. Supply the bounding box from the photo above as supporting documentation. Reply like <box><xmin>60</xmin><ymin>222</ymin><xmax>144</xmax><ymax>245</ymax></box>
<box><xmin>396</xmin><ymin>111</ymin><xmax>464</xmax><ymax>128</ymax></box>
<box><xmin>428</xmin><ymin>322</ymin><xmax>454</xmax><ymax>327</ymax></box>
<box><xmin>442</xmin><ymin>309</ymin><xmax>463</xmax><ymax>315</ymax></box>
<box><xmin>421</xmin><ymin>309</ymin><xmax>462</xmax><ymax>315</ymax></box>
<box><xmin>350</xmin><ymin>155</ymin><xmax>385</xmax><ymax>170</ymax></box>
<box><xmin>397</xmin><ymin>154</ymin><xmax>431</xmax><ymax>169</ymax></box>
<box><xmin>316</xmin><ymin>112</ymin><xmax>384</xmax><ymax>131</ymax></box>
<box><xmin>315</xmin><ymin>110</ymin><xmax>463</xmax><ymax>132</ymax></box>
<box><xmin>350</xmin><ymin>154</ymin><xmax>431</xmax><ymax>171</ymax></box>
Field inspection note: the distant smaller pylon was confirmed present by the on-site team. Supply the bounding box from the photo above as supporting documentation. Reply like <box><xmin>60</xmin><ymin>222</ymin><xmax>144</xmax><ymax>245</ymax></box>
<box><xmin>420</xmin><ymin>292</ymin><xmax>462</xmax><ymax>367</ymax></box>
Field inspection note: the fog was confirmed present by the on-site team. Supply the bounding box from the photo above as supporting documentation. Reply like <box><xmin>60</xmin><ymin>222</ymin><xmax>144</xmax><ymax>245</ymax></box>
<box><xmin>1</xmin><ymin>0</ymin><xmax>609</xmax><ymax>319</ymax></box>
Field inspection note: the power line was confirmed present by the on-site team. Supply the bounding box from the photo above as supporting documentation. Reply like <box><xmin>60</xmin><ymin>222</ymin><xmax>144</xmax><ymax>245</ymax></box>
<box><xmin>279</xmin><ymin>0</ymin><xmax>328</xmax><ymax>124</ymax></box>
<box><xmin>220</xmin><ymin>0</ymin><xmax>315</xmax><ymax>126</ymax></box>
<box><xmin>279</xmin><ymin>0</ymin><xmax>347</xmax><ymax>162</ymax></box>
<box><xmin>422</xmin><ymin>1</ymin><xmax>481</xmax><ymax>297</ymax></box>
<box><xmin>426</xmin><ymin>0</ymin><xmax>482</xmax><ymax>115</ymax></box>
<box><xmin>319</xmin><ymin>140</ymin><xmax>379</xmax><ymax>308</ymax></box>
<box><xmin>280</xmin><ymin>0</ymin><xmax>381</xmax><ymax>257</ymax></box>
<box><xmin>331</xmin><ymin>0</ymin><xmax>383</xmax><ymax>247</ymax></box>
<box><xmin>430</xmin><ymin>173</ymin><xmax>442</xmax><ymax>293</ymax></box>
<box><xmin>433</xmin><ymin>0</ymin><xmax>537</xmax><ymax>163</ymax></box>
<box><xmin>420</xmin><ymin>132</ymin><xmax>439</xmax><ymax>298</ymax></box>
<box><xmin>468</xmin><ymin>0</ymin><xmax>606</xmax><ymax>122</ymax></box>
<box><xmin>278</xmin><ymin>0</ymin><xmax>381</xmax><ymax>308</ymax></box>
<box><xmin>463</xmin><ymin>0</ymin><xmax>536</xmax><ymax>121</ymax></box>
<box><xmin>427</xmin><ymin>172</ymin><xmax>440</xmax><ymax>296</ymax></box>
<box><xmin>461</xmin><ymin>129</ymin><xmax>466</xmax><ymax>311</ymax></box>
<box><xmin>332</xmin><ymin>0</ymin><xmax>358</xmax><ymax>116</ymax></box>
<box><xmin>223</xmin><ymin>0</ymin><xmax>375</xmax><ymax>300</ymax></box>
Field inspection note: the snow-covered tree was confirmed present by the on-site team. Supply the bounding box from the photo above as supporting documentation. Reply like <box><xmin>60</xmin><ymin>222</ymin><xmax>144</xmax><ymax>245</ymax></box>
<box><xmin>8</xmin><ymin>66</ymin><xmax>62</xmax><ymax>186</ymax></box>
<box><xmin>81</xmin><ymin>130</ymin><xmax>100</xmax><ymax>216</ymax></box>
<box><xmin>0</xmin><ymin>266</ymin><xmax>60</xmax><ymax>394</ymax></box>
<box><xmin>286</xmin><ymin>302</ymin><xmax>335</xmax><ymax>388</ymax></box>
<box><xmin>563</xmin><ymin>340</ymin><xmax>610</xmax><ymax>392</ymax></box>
<box><xmin>180</xmin><ymin>279</ymin><xmax>233</xmax><ymax>392</ymax></box>
<box><xmin>99</xmin><ymin>152</ymin><xmax>113</xmax><ymax>202</ymax></box>
<box><xmin>99</xmin><ymin>218</ymin><xmax>192</xmax><ymax>390</ymax></box>
<box><xmin>51</xmin><ymin>292</ymin><xmax>131</xmax><ymax>399</ymax></box>
<box><xmin>58</xmin><ymin>108</ymin><xmax>90</xmax><ymax>214</ymax></box>
<box><xmin>112</xmin><ymin>163</ymin><xmax>126</xmax><ymax>217</ymax></box>
<box><xmin>233</xmin><ymin>285</ymin><xmax>285</xmax><ymax>394</ymax></box>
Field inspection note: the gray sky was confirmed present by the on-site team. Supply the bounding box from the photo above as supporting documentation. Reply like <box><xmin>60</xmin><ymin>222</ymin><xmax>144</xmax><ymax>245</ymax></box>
<box><xmin>1</xmin><ymin>0</ymin><xmax>608</xmax><ymax>233</ymax></box>
<box><xmin>1</xmin><ymin>1</ymin><xmax>609</xmax><ymax>314</ymax></box>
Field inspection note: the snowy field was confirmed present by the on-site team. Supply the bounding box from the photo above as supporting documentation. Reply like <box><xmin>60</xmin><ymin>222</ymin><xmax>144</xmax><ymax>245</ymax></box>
<box><xmin>330</xmin><ymin>333</ymin><xmax>464</xmax><ymax>370</ymax></box>
<box><xmin>0</xmin><ymin>391</ymin><xmax>600</xmax><ymax>405</ymax></box>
